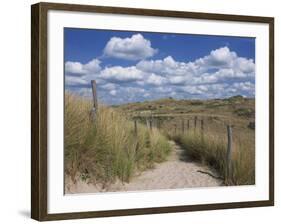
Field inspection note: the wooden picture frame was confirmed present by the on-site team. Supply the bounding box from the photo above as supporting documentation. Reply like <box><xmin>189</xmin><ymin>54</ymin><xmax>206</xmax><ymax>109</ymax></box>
<box><xmin>31</xmin><ymin>2</ymin><xmax>274</xmax><ymax>221</ymax></box>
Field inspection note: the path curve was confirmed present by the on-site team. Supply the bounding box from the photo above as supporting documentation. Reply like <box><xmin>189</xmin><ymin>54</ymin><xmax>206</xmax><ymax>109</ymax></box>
<box><xmin>66</xmin><ymin>141</ymin><xmax>223</xmax><ymax>194</ymax></box>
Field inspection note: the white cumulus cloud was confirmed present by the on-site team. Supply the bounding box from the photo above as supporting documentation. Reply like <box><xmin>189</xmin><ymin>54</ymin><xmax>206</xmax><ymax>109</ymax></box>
<box><xmin>147</xmin><ymin>73</ymin><xmax>166</xmax><ymax>86</ymax></box>
<box><xmin>65</xmin><ymin>75</ymin><xmax>88</xmax><ymax>86</ymax></box>
<box><xmin>137</xmin><ymin>47</ymin><xmax>254</xmax><ymax>86</ymax></box>
<box><xmin>100</xmin><ymin>83</ymin><xmax>116</xmax><ymax>91</ymax></box>
<box><xmin>205</xmin><ymin>46</ymin><xmax>237</xmax><ymax>67</ymax></box>
<box><xmin>109</xmin><ymin>89</ymin><xmax>117</xmax><ymax>96</ymax></box>
<box><xmin>65</xmin><ymin>61</ymin><xmax>86</xmax><ymax>75</ymax></box>
<box><xmin>65</xmin><ymin>46</ymin><xmax>255</xmax><ymax>104</ymax></box>
<box><xmin>103</xmin><ymin>34</ymin><xmax>157</xmax><ymax>61</ymax></box>
<box><xmin>99</xmin><ymin>66</ymin><xmax>144</xmax><ymax>82</ymax></box>
<box><xmin>65</xmin><ymin>59</ymin><xmax>101</xmax><ymax>75</ymax></box>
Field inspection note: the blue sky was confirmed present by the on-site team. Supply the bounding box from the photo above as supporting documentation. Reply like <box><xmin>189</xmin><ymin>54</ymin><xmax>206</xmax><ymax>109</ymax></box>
<box><xmin>64</xmin><ymin>28</ymin><xmax>255</xmax><ymax>105</ymax></box>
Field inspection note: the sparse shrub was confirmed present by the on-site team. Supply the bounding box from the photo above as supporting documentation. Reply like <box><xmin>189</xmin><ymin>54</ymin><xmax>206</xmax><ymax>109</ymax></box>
<box><xmin>228</xmin><ymin>95</ymin><xmax>244</xmax><ymax>102</ymax></box>
<box><xmin>190</xmin><ymin>100</ymin><xmax>203</xmax><ymax>105</ymax></box>
<box><xmin>234</xmin><ymin>108</ymin><xmax>255</xmax><ymax>117</ymax></box>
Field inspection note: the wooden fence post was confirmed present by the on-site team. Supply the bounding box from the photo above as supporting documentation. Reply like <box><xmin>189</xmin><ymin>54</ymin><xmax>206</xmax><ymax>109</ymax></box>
<box><xmin>187</xmin><ymin>119</ymin><xmax>190</xmax><ymax>129</ymax></box>
<box><xmin>201</xmin><ymin>119</ymin><xmax>204</xmax><ymax>139</ymax></box>
<box><xmin>194</xmin><ymin>116</ymin><xmax>197</xmax><ymax>133</ymax></box>
<box><xmin>155</xmin><ymin>118</ymin><xmax>159</xmax><ymax>129</ymax></box>
<box><xmin>182</xmin><ymin>120</ymin><xmax>185</xmax><ymax>133</ymax></box>
<box><xmin>226</xmin><ymin>125</ymin><xmax>233</xmax><ymax>182</ymax></box>
<box><xmin>146</xmin><ymin>118</ymin><xmax>149</xmax><ymax>129</ymax></box>
<box><xmin>134</xmin><ymin>119</ymin><xmax>138</xmax><ymax>135</ymax></box>
<box><xmin>149</xmin><ymin>118</ymin><xmax>153</xmax><ymax>130</ymax></box>
<box><xmin>153</xmin><ymin>118</ymin><xmax>157</xmax><ymax>129</ymax></box>
<box><xmin>91</xmin><ymin>80</ymin><xmax>98</xmax><ymax>119</ymax></box>
<box><xmin>174</xmin><ymin>124</ymin><xmax>177</xmax><ymax>134</ymax></box>
<box><xmin>158</xmin><ymin>118</ymin><xmax>160</xmax><ymax>129</ymax></box>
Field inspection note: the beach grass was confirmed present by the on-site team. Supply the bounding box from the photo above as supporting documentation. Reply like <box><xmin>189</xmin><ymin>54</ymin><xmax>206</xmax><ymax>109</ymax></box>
<box><xmin>64</xmin><ymin>93</ymin><xmax>171</xmax><ymax>187</ymax></box>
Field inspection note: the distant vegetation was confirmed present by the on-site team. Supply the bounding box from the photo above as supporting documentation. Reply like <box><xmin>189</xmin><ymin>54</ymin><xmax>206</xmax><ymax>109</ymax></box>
<box><xmin>64</xmin><ymin>93</ymin><xmax>171</xmax><ymax>187</ymax></box>
<box><xmin>116</xmin><ymin>95</ymin><xmax>255</xmax><ymax>121</ymax></box>
<box><xmin>234</xmin><ymin>108</ymin><xmax>255</xmax><ymax>118</ymax></box>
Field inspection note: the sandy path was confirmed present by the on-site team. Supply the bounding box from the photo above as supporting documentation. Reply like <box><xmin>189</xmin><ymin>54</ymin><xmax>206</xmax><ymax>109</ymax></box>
<box><xmin>65</xmin><ymin>141</ymin><xmax>223</xmax><ymax>194</ymax></box>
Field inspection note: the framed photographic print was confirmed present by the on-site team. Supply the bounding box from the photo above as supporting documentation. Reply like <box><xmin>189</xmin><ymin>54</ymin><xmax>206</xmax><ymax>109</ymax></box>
<box><xmin>31</xmin><ymin>2</ymin><xmax>274</xmax><ymax>221</ymax></box>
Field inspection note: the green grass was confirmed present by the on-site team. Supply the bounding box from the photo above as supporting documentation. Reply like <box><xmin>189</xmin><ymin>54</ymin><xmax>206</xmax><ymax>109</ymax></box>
<box><xmin>64</xmin><ymin>93</ymin><xmax>171</xmax><ymax>187</ymax></box>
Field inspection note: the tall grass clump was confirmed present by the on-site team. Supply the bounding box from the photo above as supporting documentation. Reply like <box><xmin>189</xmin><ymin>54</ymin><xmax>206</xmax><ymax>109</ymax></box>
<box><xmin>169</xmin><ymin>128</ymin><xmax>255</xmax><ymax>186</ymax></box>
<box><xmin>64</xmin><ymin>93</ymin><xmax>171</xmax><ymax>187</ymax></box>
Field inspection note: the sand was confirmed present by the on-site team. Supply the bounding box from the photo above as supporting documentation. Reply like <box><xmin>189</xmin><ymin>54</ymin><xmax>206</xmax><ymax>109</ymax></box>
<box><xmin>65</xmin><ymin>141</ymin><xmax>223</xmax><ymax>194</ymax></box>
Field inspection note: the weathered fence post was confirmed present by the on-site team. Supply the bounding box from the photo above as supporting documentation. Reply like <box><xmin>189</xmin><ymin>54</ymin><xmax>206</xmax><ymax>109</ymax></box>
<box><xmin>91</xmin><ymin>80</ymin><xmax>98</xmax><ymax>119</ymax></box>
<box><xmin>201</xmin><ymin>119</ymin><xmax>204</xmax><ymax>139</ymax></box>
<box><xmin>134</xmin><ymin>118</ymin><xmax>139</xmax><ymax>153</ymax></box>
<box><xmin>194</xmin><ymin>116</ymin><xmax>197</xmax><ymax>129</ymax></box>
<box><xmin>194</xmin><ymin>116</ymin><xmax>197</xmax><ymax>133</ymax></box>
<box><xmin>134</xmin><ymin>119</ymin><xmax>138</xmax><ymax>135</ymax></box>
<box><xmin>226</xmin><ymin>125</ymin><xmax>233</xmax><ymax>182</ymax></box>
<box><xmin>174</xmin><ymin>124</ymin><xmax>177</xmax><ymax>134</ymax></box>
<box><xmin>187</xmin><ymin>119</ymin><xmax>190</xmax><ymax>129</ymax></box>
<box><xmin>155</xmin><ymin>118</ymin><xmax>159</xmax><ymax>129</ymax></box>
<box><xmin>149</xmin><ymin>118</ymin><xmax>153</xmax><ymax>130</ymax></box>
<box><xmin>91</xmin><ymin>80</ymin><xmax>98</xmax><ymax>110</ymax></box>
<box><xmin>182</xmin><ymin>120</ymin><xmax>185</xmax><ymax>133</ymax></box>
<box><xmin>146</xmin><ymin>118</ymin><xmax>149</xmax><ymax>129</ymax></box>
<box><xmin>158</xmin><ymin>118</ymin><xmax>160</xmax><ymax>129</ymax></box>
<box><xmin>153</xmin><ymin>118</ymin><xmax>157</xmax><ymax>129</ymax></box>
